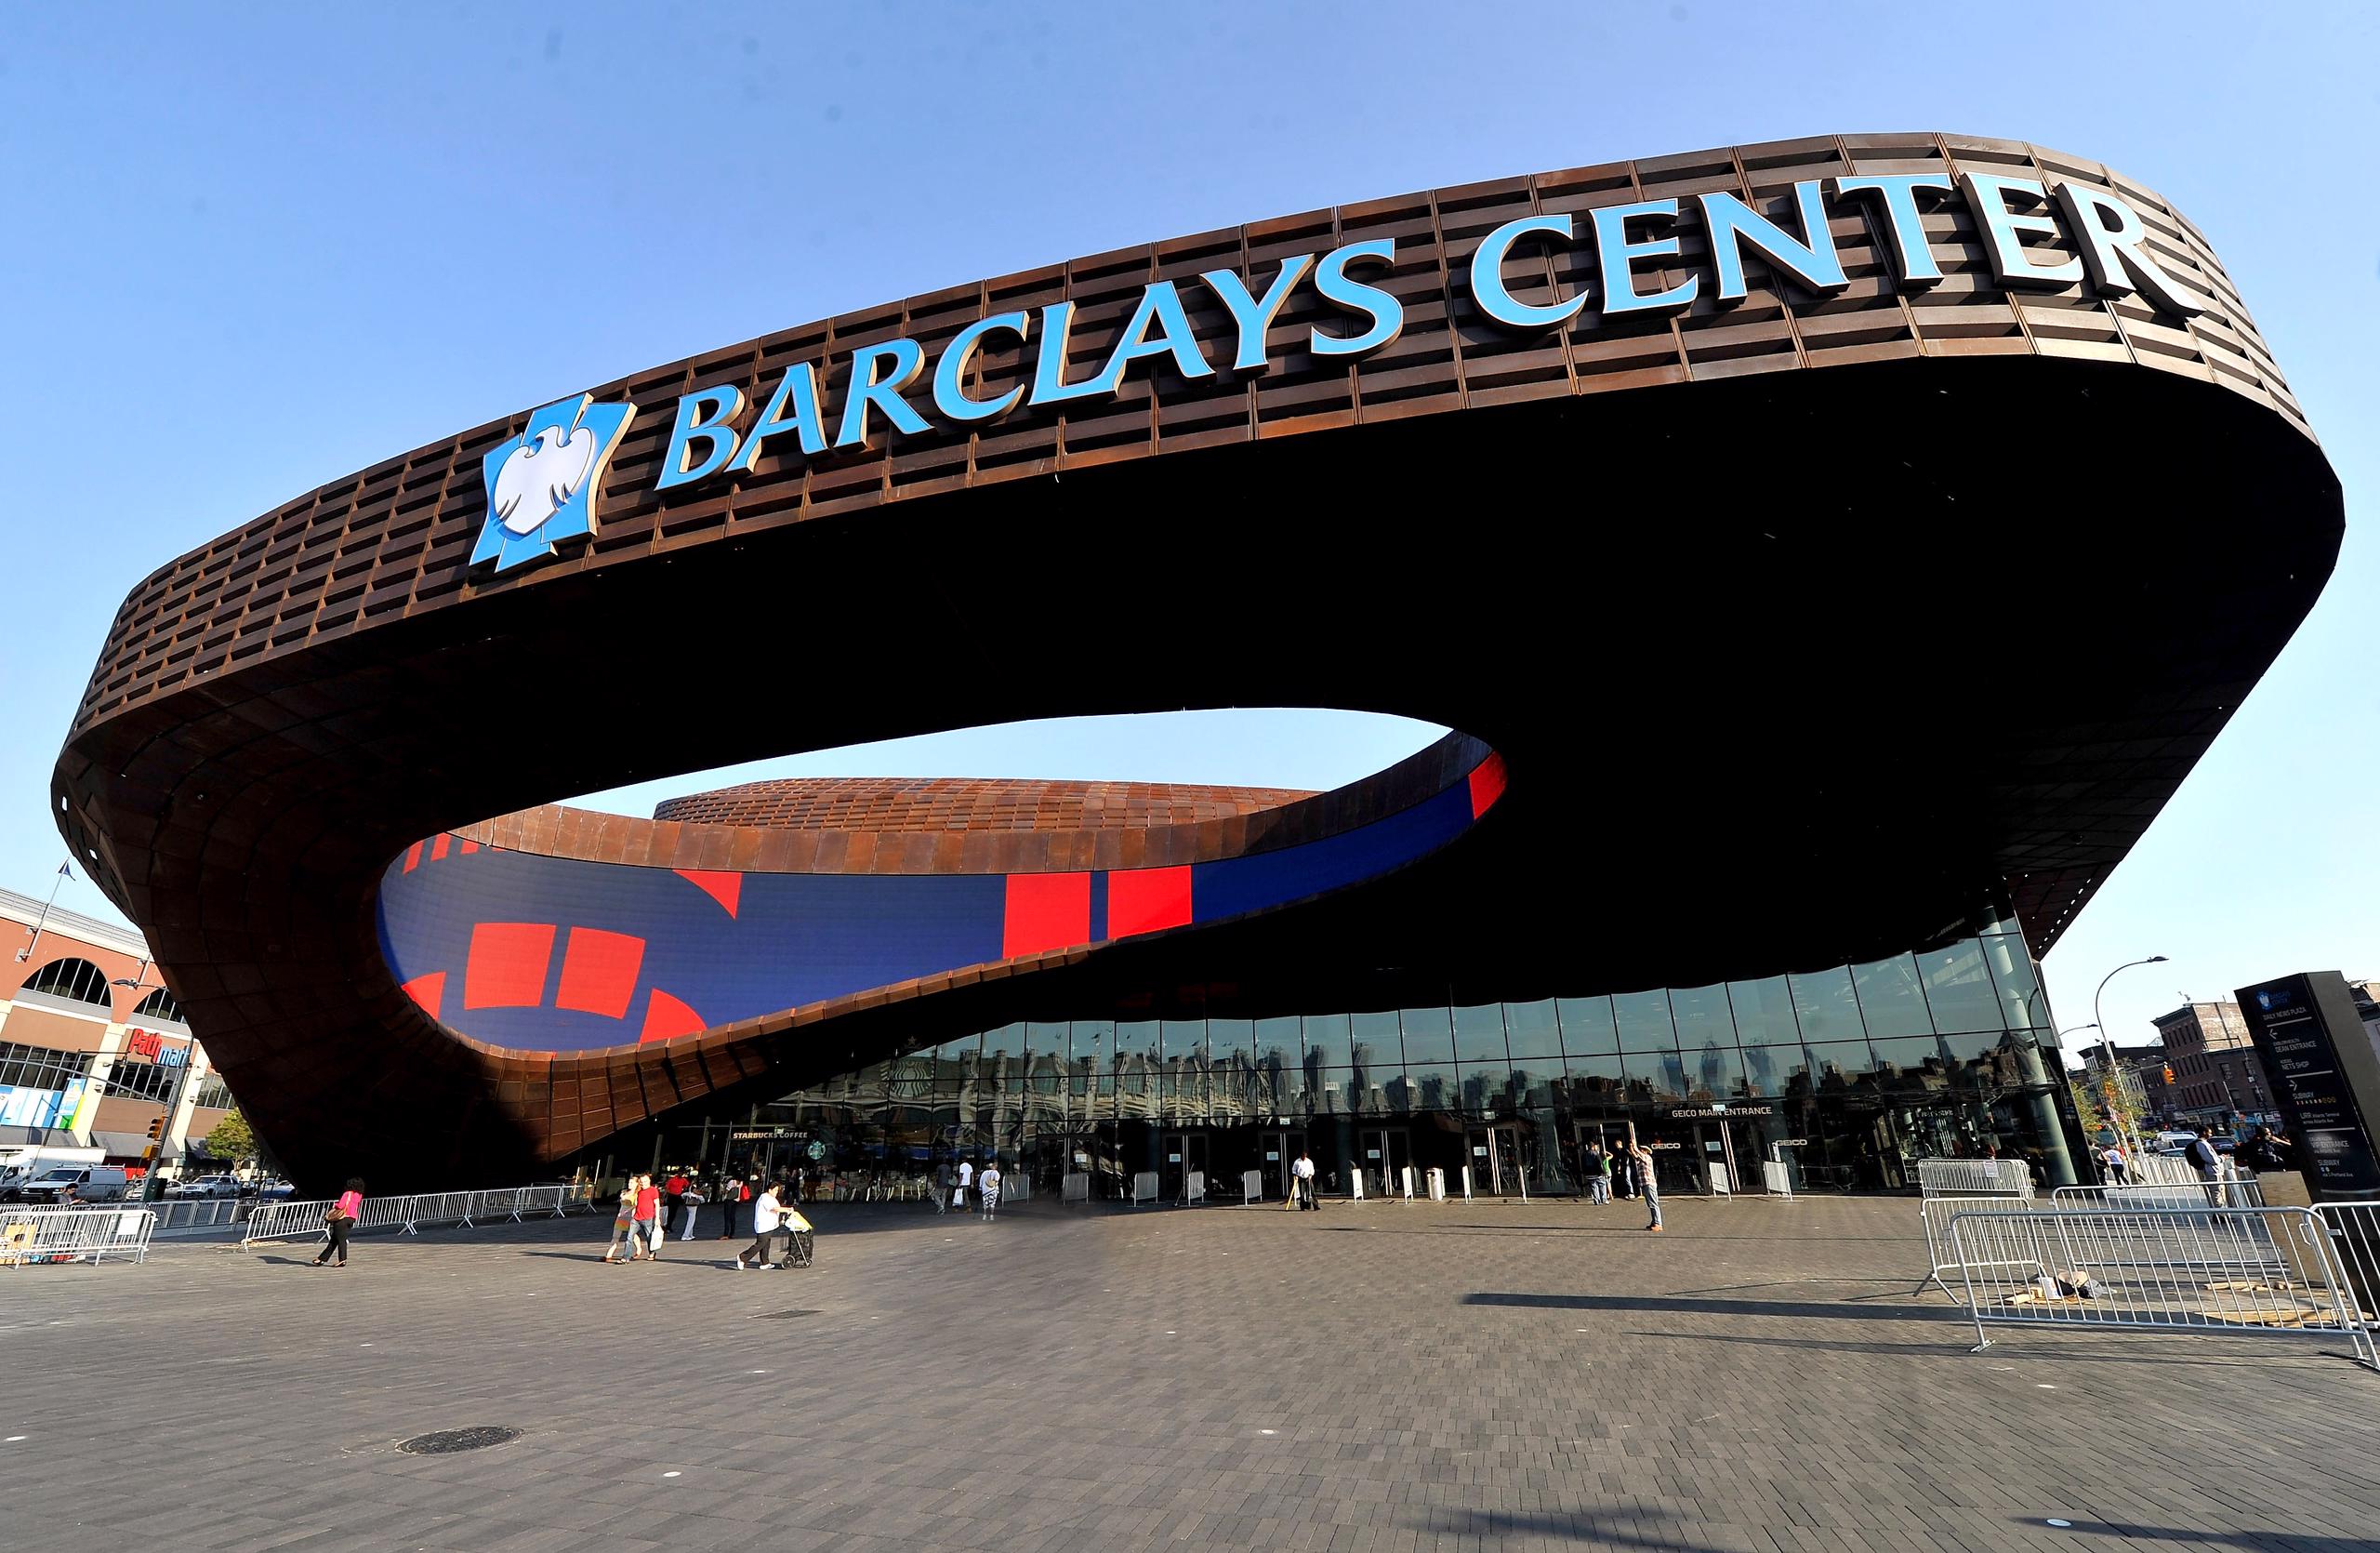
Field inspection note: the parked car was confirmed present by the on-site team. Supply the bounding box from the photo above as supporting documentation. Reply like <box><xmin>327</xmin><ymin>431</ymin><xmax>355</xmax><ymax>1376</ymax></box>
<box><xmin>7</xmin><ymin>1165</ymin><xmax>133</xmax><ymax>1203</ymax></box>
<box><xmin>165</xmin><ymin>1175</ymin><xmax>243</xmax><ymax>1199</ymax></box>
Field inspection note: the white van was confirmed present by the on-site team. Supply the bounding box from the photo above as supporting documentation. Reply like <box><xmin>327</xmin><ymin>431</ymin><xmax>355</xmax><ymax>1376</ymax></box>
<box><xmin>8</xmin><ymin>1164</ymin><xmax>133</xmax><ymax>1204</ymax></box>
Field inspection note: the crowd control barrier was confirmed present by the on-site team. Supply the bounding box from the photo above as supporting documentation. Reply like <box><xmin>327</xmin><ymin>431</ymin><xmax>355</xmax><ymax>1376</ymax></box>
<box><xmin>239</xmin><ymin>1183</ymin><xmax>596</xmax><ymax>1245</ymax></box>
<box><xmin>1919</xmin><ymin>1195</ymin><xmax>2044</xmax><ymax>1300</ymax></box>
<box><xmin>143</xmin><ymin>1197</ymin><xmax>259</xmax><ymax>1235</ymax></box>
<box><xmin>1915</xmin><ymin>1159</ymin><xmax>2034</xmax><ymax>1199</ymax></box>
<box><xmin>1947</xmin><ymin>1205</ymin><xmax>2377</xmax><ymax>1370</ymax></box>
<box><xmin>1</xmin><ymin>1204</ymin><xmax>156</xmax><ymax>1267</ymax></box>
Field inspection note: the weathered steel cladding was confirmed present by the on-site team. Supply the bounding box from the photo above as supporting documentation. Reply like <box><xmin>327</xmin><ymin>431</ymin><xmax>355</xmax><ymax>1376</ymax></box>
<box><xmin>69</xmin><ymin>133</ymin><xmax>2302</xmax><ymax>741</ymax></box>
<box><xmin>50</xmin><ymin>134</ymin><xmax>2334</xmax><ymax>1188</ymax></box>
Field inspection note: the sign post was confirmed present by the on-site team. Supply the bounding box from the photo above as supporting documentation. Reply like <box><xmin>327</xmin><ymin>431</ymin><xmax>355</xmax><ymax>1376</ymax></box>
<box><xmin>2235</xmin><ymin>972</ymin><xmax>2380</xmax><ymax>1200</ymax></box>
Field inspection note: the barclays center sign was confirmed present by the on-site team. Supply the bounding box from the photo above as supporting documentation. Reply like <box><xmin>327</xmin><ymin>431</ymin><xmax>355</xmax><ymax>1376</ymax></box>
<box><xmin>473</xmin><ymin>169</ymin><xmax>2209</xmax><ymax>572</ymax></box>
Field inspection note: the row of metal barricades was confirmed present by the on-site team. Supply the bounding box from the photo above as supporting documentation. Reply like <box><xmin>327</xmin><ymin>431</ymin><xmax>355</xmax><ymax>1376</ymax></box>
<box><xmin>238</xmin><ymin>1182</ymin><xmax>598</xmax><ymax>1245</ymax></box>
<box><xmin>2</xmin><ymin>1203</ymin><xmax>157</xmax><ymax>1266</ymax></box>
<box><xmin>1918</xmin><ymin>1177</ymin><xmax>2380</xmax><ymax>1371</ymax></box>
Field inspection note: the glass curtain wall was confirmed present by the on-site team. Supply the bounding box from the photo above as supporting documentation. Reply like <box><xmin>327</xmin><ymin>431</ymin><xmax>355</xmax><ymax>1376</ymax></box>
<box><xmin>689</xmin><ymin>917</ymin><xmax>2078</xmax><ymax>1200</ymax></box>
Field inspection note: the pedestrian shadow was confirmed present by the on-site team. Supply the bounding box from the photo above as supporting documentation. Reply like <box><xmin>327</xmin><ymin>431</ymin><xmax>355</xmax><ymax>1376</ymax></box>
<box><xmin>1465</xmin><ymin>1291</ymin><xmax>1953</xmax><ymax>1322</ymax></box>
<box><xmin>1395</xmin><ymin>1507</ymin><xmax>1725</xmax><ymax>1550</ymax></box>
<box><xmin>2014</xmin><ymin>1520</ymin><xmax>2380</xmax><ymax>1549</ymax></box>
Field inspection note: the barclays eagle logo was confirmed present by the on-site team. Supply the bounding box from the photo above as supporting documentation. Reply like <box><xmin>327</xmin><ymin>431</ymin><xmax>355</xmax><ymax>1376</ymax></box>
<box><xmin>471</xmin><ymin>393</ymin><xmax>636</xmax><ymax>572</ymax></box>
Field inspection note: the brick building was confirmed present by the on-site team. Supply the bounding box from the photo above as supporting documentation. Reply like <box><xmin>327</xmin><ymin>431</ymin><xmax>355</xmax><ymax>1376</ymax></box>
<box><xmin>3</xmin><ymin>880</ymin><xmax>237</xmax><ymax>1177</ymax></box>
<box><xmin>2151</xmin><ymin>1000</ymin><xmax>2279</xmax><ymax>1126</ymax></box>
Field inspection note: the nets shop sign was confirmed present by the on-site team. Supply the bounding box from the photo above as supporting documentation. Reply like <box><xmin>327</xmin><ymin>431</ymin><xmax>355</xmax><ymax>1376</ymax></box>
<box><xmin>473</xmin><ymin>171</ymin><xmax>2207</xmax><ymax>572</ymax></box>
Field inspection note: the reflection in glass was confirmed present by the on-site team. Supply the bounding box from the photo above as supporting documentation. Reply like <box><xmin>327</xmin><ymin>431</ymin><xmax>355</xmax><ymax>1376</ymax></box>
<box><xmin>1852</xmin><ymin>954</ymin><xmax>1933</xmax><ymax>1038</ymax></box>
<box><xmin>1349</xmin><ymin>1011</ymin><xmax>1401</xmax><ymax>1069</ymax></box>
<box><xmin>1981</xmin><ymin>934</ymin><xmax>2046</xmax><ymax>1030</ymax></box>
<box><xmin>1399</xmin><ymin>1006</ymin><xmax>1455</xmax><ymax>1064</ymax></box>
<box><xmin>1452</xmin><ymin>1004</ymin><xmax>1509</xmax><ymax>1062</ymax></box>
<box><xmin>1557</xmin><ymin>997</ymin><xmax>1618</xmax><ymax>1055</ymax></box>
<box><xmin>1788</xmin><ymin>967</ymin><xmax>1862</xmax><ymax>1042</ymax></box>
<box><xmin>1670</xmin><ymin>983</ymin><xmax>1733</xmax><ymax>1052</ymax></box>
<box><xmin>1504</xmin><ymin>999</ymin><xmax>1563</xmax><ymax>1058</ymax></box>
<box><xmin>1727</xmin><ymin>976</ymin><xmax>1799</xmax><ymax>1046</ymax></box>
<box><xmin>1563</xmin><ymin>1049</ymin><xmax>1628</xmax><ymax>1102</ymax></box>
<box><xmin>1614</xmin><ymin>990</ymin><xmax>1676</xmax><ymax>1051</ymax></box>
<box><xmin>1918</xmin><ymin>941</ymin><xmax>2001</xmax><ymax>1034</ymax></box>
<box><xmin>1629</xmin><ymin>1049</ymin><xmax>1688</xmax><ymax>1102</ymax></box>
<box><xmin>1302</xmin><ymin>1013</ymin><xmax>1352</xmax><ymax>1068</ymax></box>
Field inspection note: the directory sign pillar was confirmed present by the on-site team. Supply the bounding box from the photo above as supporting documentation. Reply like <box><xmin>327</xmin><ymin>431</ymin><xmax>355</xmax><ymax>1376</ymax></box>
<box><xmin>2235</xmin><ymin>972</ymin><xmax>2380</xmax><ymax>1199</ymax></box>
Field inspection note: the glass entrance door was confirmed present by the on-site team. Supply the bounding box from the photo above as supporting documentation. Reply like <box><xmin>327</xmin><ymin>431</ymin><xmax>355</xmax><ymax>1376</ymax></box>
<box><xmin>1355</xmin><ymin>1127</ymin><xmax>1410</xmax><ymax>1198</ymax></box>
<box><xmin>1465</xmin><ymin>1123</ymin><xmax>1527</xmax><ymax>1196</ymax></box>
<box><xmin>1159</xmin><ymin>1132</ymin><xmax>1207</xmax><ymax>1201</ymax></box>
<box><xmin>1262</xmin><ymin>1129</ymin><xmax>1306</xmax><ymax>1201</ymax></box>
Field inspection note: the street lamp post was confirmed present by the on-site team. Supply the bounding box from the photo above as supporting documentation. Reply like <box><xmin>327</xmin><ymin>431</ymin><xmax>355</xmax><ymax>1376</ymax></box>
<box><xmin>2092</xmin><ymin>955</ymin><xmax>2169</xmax><ymax>1161</ymax></box>
<box><xmin>112</xmin><ymin>965</ymin><xmax>196</xmax><ymax>1202</ymax></box>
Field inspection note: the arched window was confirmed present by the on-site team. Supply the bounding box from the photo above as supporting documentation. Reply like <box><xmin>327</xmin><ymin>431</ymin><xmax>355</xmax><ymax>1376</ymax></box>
<box><xmin>20</xmin><ymin>957</ymin><xmax>112</xmax><ymax>1009</ymax></box>
<box><xmin>132</xmin><ymin>987</ymin><xmax>185</xmax><ymax>1025</ymax></box>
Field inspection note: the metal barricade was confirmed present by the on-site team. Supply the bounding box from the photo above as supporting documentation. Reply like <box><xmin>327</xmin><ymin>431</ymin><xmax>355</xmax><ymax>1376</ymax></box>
<box><xmin>144</xmin><ymin>1197</ymin><xmax>256</xmax><ymax>1235</ymax></box>
<box><xmin>1919</xmin><ymin>1194</ymin><xmax>2040</xmax><ymax>1299</ymax></box>
<box><xmin>239</xmin><ymin>1183</ymin><xmax>592</xmax><ymax>1245</ymax></box>
<box><xmin>1061</xmin><ymin>1172</ymin><xmax>1090</xmax><ymax>1203</ymax></box>
<box><xmin>1</xmin><ymin>1204</ymin><xmax>156</xmax><ymax>1266</ymax></box>
<box><xmin>1240</xmin><ymin>1168</ymin><xmax>1264</xmax><ymax>1202</ymax></box>
<box><xmin>1915</xmin><ymin>1158</ymin><xmax>2034</xmax><ymax>1199</ymax></box>
<box><xmin>1130</xmin><ymin>1171</ymin><xmax>1159</xmax><ymax>1205</ymax></box>
<box><xmin>2053</xmin><ymin>1178</ymin><xmax>2268</xmax><ymax>1213</ymax></box>
<box><xmin>2122</xmin><ymin>1153</ymin><xmax>2212</xmax><ymax>1188</ymax></box>
<box><xmin>1949</xmin><ymin>1206</ymin><xmax>2377</xmax><ymax>1368</ymax></box>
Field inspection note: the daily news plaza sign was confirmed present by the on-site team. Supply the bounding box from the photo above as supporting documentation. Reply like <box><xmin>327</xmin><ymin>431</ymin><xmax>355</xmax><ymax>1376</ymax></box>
<box><xmin>473</xmin><ymin>170</ymin><xmax>2207</xmax><ymax>572</ymax></box>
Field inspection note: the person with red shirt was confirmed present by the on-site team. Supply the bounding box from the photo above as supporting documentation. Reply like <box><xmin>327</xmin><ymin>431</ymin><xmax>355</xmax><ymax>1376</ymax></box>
<box><xmin>662</xmin><ymin>1171</ymin><xmax>690</xmax><ymax>1238</ymax></box>
<box><xmin>311</xmin><ymin>1178</ymin><xmax>365</xmax><ymax>1268</ymax></box>
<box><xmin>630</xmin><ymin>1174</ymin><xmax>664</xmax><ymax>1261</ymax></box>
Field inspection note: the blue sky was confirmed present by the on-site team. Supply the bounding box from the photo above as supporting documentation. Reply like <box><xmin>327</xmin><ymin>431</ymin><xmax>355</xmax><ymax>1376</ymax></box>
<box><xmin>3</xmin><ymin>3</ymin><xmax>2373</xmax><ymax>1059</ymax></box>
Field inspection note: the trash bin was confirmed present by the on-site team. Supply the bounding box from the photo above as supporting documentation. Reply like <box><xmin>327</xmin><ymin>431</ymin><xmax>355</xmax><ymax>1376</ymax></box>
<box><xmin>1425</xmin><ymin>1167</ymin><xmax>1447</xmax><ymax>1201</ymax></box>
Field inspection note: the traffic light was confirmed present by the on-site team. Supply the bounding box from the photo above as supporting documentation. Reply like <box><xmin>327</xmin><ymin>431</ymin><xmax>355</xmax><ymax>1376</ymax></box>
<box><xmin>2164</xmin><ymin>1065</ymin><xmax>2176</xmax><ymax>1084</ymax></box>
<box><xmin>145</xmin><ymin>1114</ymin><xmax>165</xmax><ymax>1142</ymax></box>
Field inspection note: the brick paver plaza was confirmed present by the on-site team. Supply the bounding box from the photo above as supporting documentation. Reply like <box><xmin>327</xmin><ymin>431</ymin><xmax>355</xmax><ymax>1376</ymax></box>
<box><xmin>7</xmin><ymin>1195</ymin><xmax>2378</xmax><ymax>1551</ymax></box>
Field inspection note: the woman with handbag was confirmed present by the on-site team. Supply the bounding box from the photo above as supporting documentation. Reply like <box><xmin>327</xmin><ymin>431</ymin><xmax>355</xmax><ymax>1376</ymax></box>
<box><xmin>311</xmin><ymin>1178</ymin><xmax>364</xmax><ymax>1268</ymax></box>
<box><xmin>602</xmin><ymin>1184</ymin><xmax>639</xmax><ymax>1263</ymax></box>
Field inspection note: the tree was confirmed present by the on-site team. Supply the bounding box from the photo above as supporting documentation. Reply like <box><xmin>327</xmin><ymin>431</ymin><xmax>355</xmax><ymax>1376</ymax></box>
<box><xmin>202</xmin><ymin>1108</ymin><xmax>258</xmax><ymax>1170</ymax></box>
<box><xmin>2069</xmin><ymin>1070</ymin><xmax>2148</xmax><ymax>1145</ymax></box>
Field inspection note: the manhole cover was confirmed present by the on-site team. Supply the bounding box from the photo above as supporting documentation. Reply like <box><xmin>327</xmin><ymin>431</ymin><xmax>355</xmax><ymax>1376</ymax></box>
<box><xmin>397</xmin><ymin>1426</ymin><xmax>522</xmax><ymax>1455</ymax></box>
<box><xmin>753</xmin><ymin>1308</ymin><xmax>821</xmax><ymax>1320</ymax></box>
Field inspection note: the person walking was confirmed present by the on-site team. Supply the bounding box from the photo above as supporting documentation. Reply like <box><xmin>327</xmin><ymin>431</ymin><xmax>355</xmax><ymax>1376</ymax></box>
<box><xmin>956</xmin><ymin>1156</ymin><xmax>975</xmax><ymax>1215</ymax></box>
<box><xmin>630</xmin><ymin>1174</ymin><xmax>664</xmax><ymax>1261</ymax></box>
<box><xmin>732</xmin><ymin>1180</ymin><xmax>786</xmax><ymax>1270</ymax></box>
<box><xmin>1627</xmin><ymin>1139</ymin><xmax>1662</xmax><ymax>1232</ymax></box>
<box><xmin>662</xmin><ymin>1170</ymin><xmax>690</xmax><ymax>1239</ymax></box>
<box><xmin>2188</xmin><ymin>1126</ymin><xmax>2223</xmax><ymax>1184</ymax></box>
<box><xmin>980</xmin><ymin>1160</ymin><xmax>1003</xmax><ymax>1221</ymax></box>
<box><xmin>2101</xmin><ymin>1141</ymin><xmax>2130</xmax><ymax>1186</ymax></box>
<box><xmin>715</xmin><ymin>1175</ymin><xmax>747</xmax><ymax>1241</ymax></box>
<box><xmin>680</xmin><ymin>1179</ymin><xmax>706</xmax><ymax>1241</ymax></box>
<box><xmin>1584</xmin><ymin>1143</ymin><xmax>1611</xmax><ymax>1205</ymax></box>
<box><xmin>1291</xmin><ymin>1149</ymin><xmax>1318</xmax><ymax>1210</ymax></box>
<box><xmin>602</xmin><ymin>1183</ymin><xmax>639</xmax><ymax>1263</ymax></box>
<box><xmin>933</xmin><ymin>1155</ymin><xmax>954</xmax><ymax>1215</ymax></box>
<box><xmin>311</xmin><ymin>1177</ymin><xmax>364</xmax><ymax>1268</ymax></box>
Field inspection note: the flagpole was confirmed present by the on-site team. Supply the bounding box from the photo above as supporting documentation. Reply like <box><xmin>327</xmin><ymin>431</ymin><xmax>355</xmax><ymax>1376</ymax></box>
<box><xmin>14</xmin><ymin>861</ymin><xmax>73</xmax><ymax>965</ymax></box>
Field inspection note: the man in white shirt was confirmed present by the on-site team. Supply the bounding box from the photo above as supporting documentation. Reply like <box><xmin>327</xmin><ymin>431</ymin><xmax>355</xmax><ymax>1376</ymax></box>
<box><xmin>732</xmin><ymin>1180</ymin><xmax>786</xmax><ymax>1270</ymax></box>
<box><xmin>1291</xmin><ymin>1150</ymin><xmax>1317</xmax><ymax>1211</ymax></box>
<box><xmin>957</xmin><ymin>1157</ymin><xmax>975</xmax><ymax>1214</ymax></box>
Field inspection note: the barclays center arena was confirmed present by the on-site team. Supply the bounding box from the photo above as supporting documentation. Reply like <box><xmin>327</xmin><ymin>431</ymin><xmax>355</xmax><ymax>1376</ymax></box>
<box><xmin>54</xmin><ymin>132</ymin><xmax>2340</xmax><ymax>1197</ymax></box>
